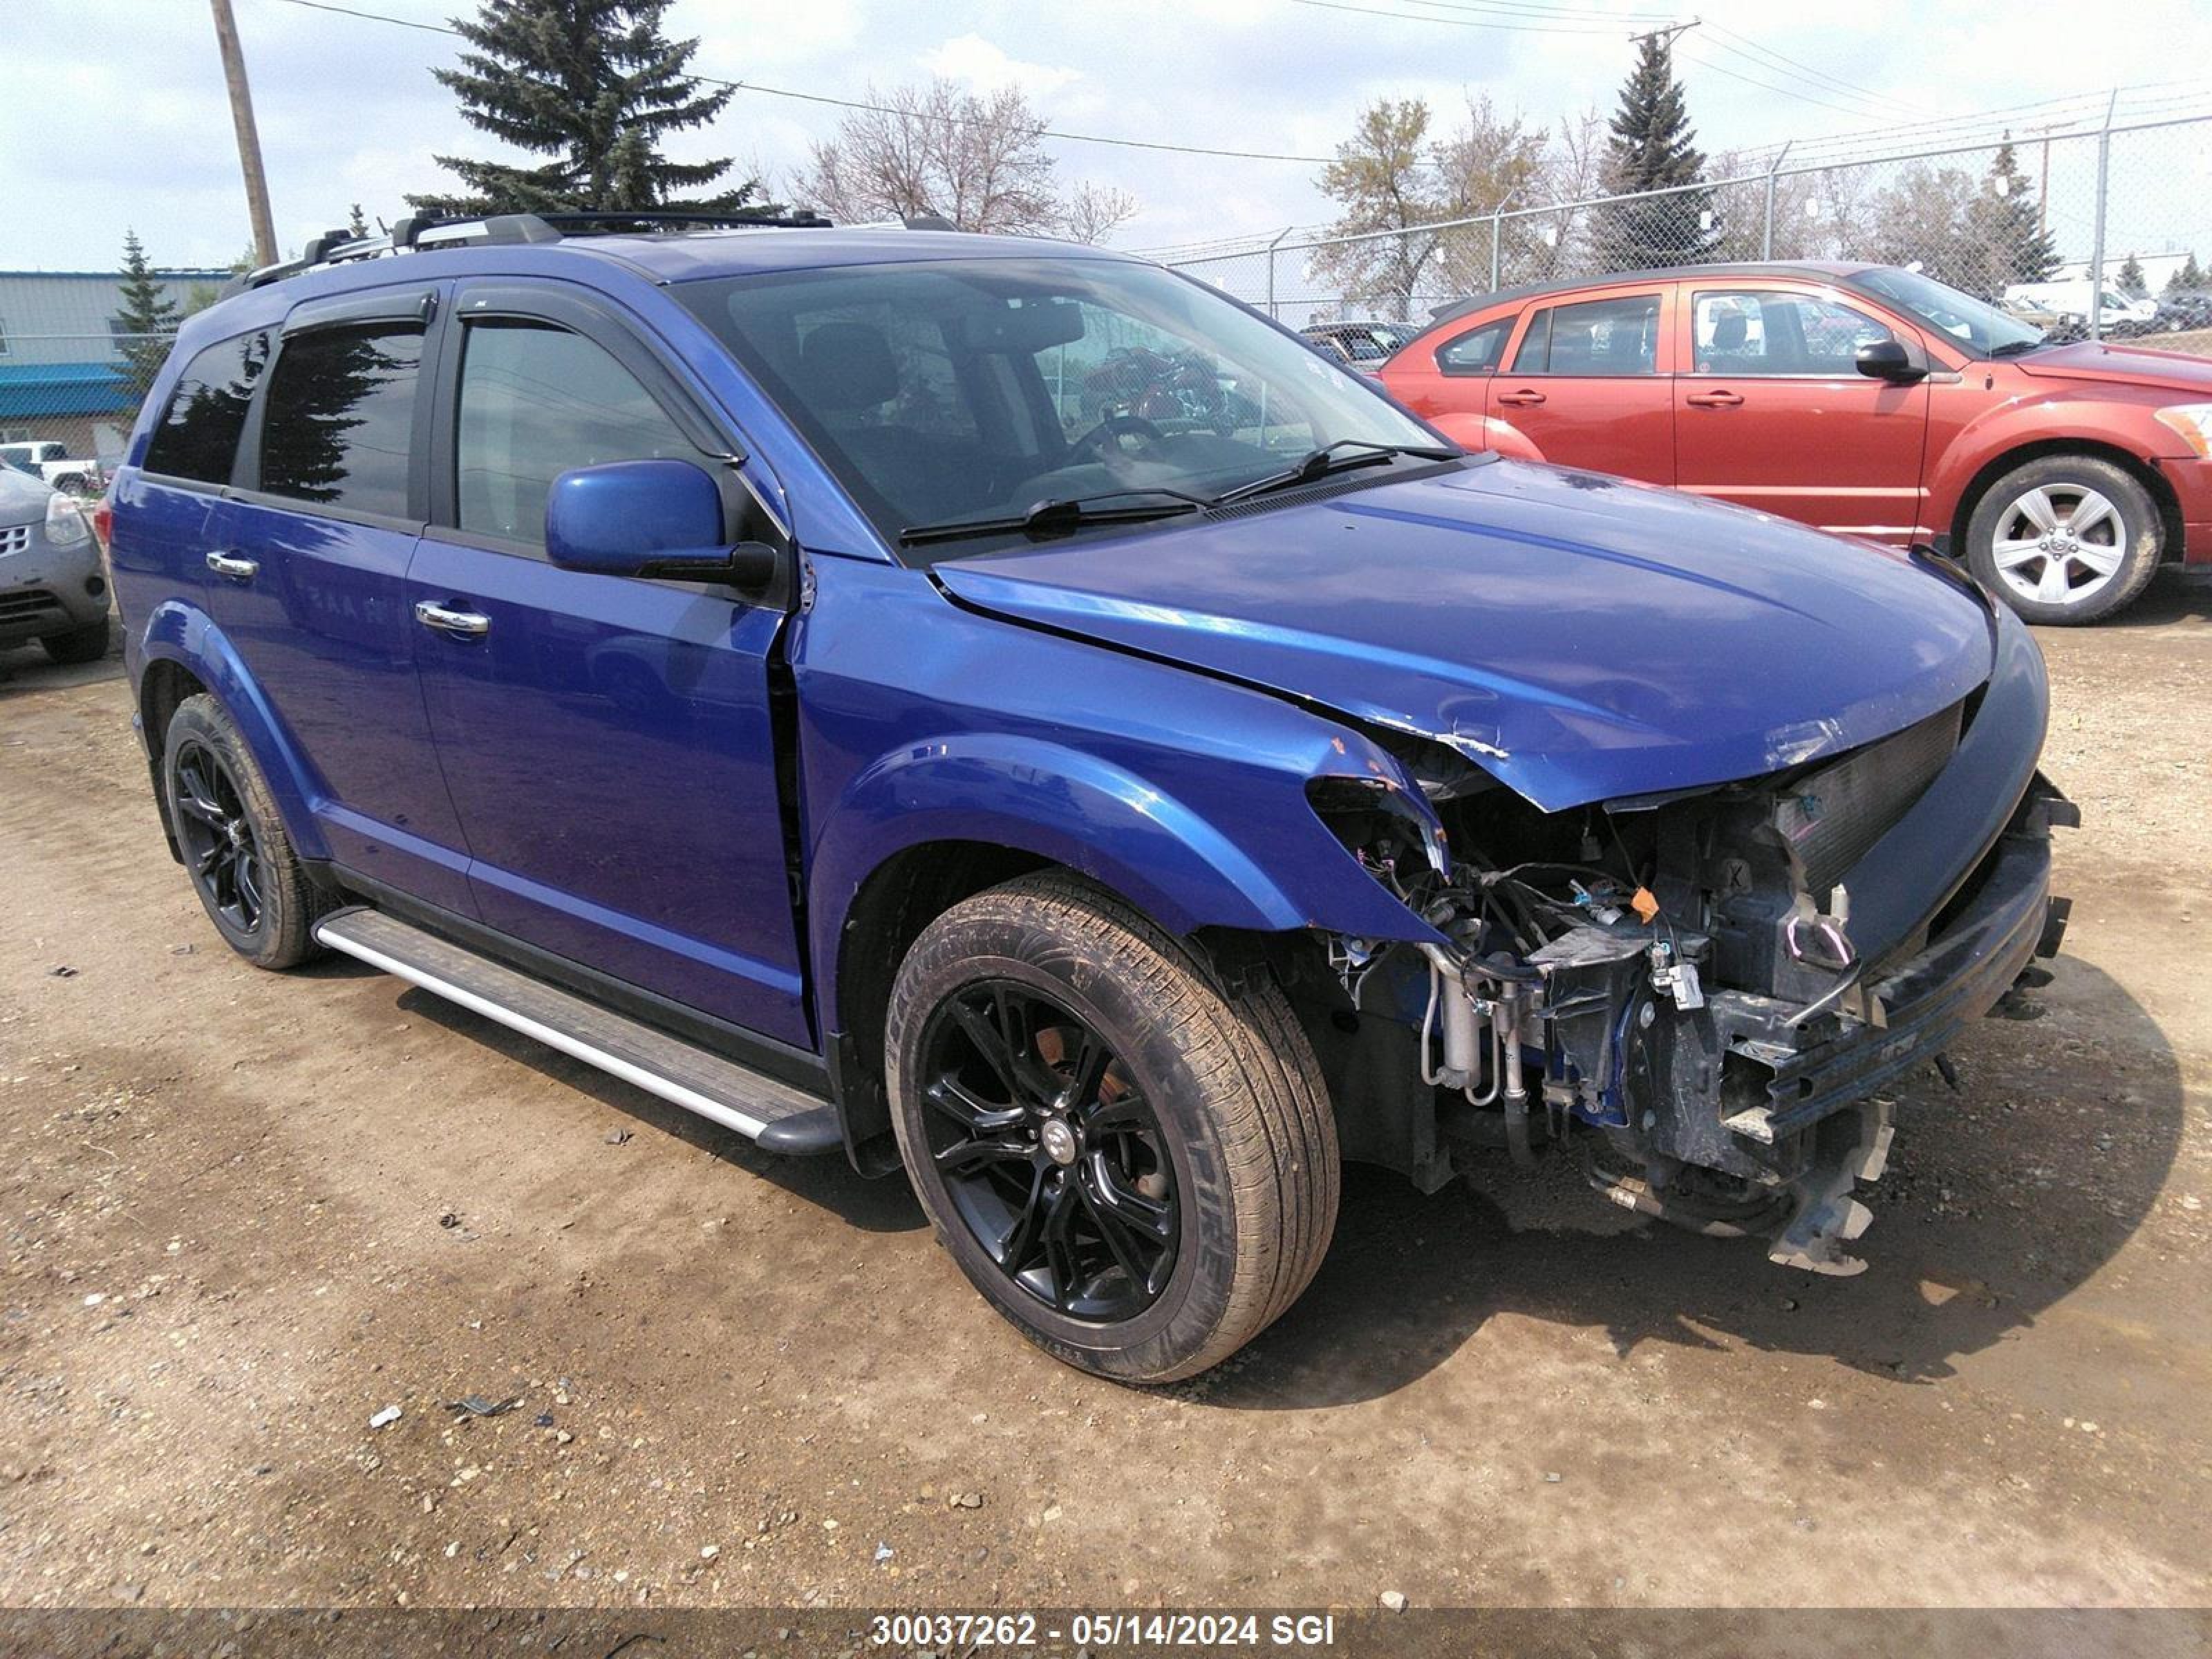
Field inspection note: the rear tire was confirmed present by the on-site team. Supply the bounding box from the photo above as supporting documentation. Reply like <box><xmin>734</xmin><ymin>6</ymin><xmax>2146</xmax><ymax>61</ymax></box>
<box><xmin>885</xmin><ymin>872</ymin><xmax>1338</xmax><ymax>1385</ymax></box>
<box><xmin>163</xmin><ymin>694</ymin><xmax>333</xmax><ymax>969</ymax></box>
<box><xmin>1965</xmin><ymin>455</ymin><xmax>2162</xmax><ymax>625</ymax></box>
<box><xmin>40</xmin><ymin>617</ymin><xmax>111</xmax><ymax>665</ymax></box>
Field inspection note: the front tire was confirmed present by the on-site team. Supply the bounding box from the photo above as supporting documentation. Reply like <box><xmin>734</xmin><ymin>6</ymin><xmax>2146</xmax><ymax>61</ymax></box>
<box><xmin>1965</xmin><ymin>455</ymin><xmax>2162</xmax><ymax>624</ymax></box>
<box><xmin>885</xmin><ymin>872</ymin><xmax>1338</xmax><ymax>1385</ymax></box>
<box><xmin>163</xmin><ymin>694</ymin><xmax>332</xmax><ymax>969</ymax></box>
<box><xmin>40</xmin><ymin>617</ymin><xmax>111</xmax><ymax>664</ymax></box>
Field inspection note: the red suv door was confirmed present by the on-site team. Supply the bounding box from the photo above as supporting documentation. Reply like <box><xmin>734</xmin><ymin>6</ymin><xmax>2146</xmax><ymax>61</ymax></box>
<box><xmin>1673</xmin><ymin>282</ymin><xmax>1931</xmax><ymax>541</ymax></box>
<box><xmin>1487</xmin><ymin>287</ymin><xmax>1674</xmax><ymax>484</ymax></box>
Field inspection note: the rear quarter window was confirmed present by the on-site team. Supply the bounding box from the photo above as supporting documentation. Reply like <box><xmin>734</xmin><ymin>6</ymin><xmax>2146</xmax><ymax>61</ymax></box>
<box><xmin>143</xmin><ymin>332</ymin><xmax>268</xmax><ymax>485</ymax></box>
<box><xmin>1436</xmin><ymin>317</ymin><xmax>1512</xmax><ymax>375</ymax></box>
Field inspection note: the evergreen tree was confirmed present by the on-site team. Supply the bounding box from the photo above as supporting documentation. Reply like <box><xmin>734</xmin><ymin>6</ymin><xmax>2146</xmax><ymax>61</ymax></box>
<box><xmin>1959</xmin><ymin>140</ymin><xmax>2059</xmax><ymax>299</ymax></box>
<box><xmin>409</xmin><ymin>0</ymin><xmax>762</xmax><ymax>217</ymax></box>
<box><xmin>1591</xmin><ymin>32</ymin><xmax>1714</xmax><ymax>270</ymax></box>
<box><xmin>2166</xmin><ymin>252</ymin><xmax>2205</xmax><ymax>295</ymax></box>
<box><xmin>2115</xmin><ymin>252</ymin><xmax>2147</xmax><ymax>295</ymax></box>
<box><xmin>111</xmin><ymin>231</ymin><xmax>180</xmax><ymax>411</ymax></box>
<box><xmin>346</xmin><ymin>203</ymin><xmax>371</xmax><ymax>239</ymax></box>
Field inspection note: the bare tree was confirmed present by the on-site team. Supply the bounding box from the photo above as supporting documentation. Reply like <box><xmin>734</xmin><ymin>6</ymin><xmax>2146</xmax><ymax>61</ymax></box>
<box><xmin>791</xmin><ymin>79</ymin><xmax>1138</xmax><ymax>241</ymax></box>
<box><xmin>1062</xmin><ymin>181</ymin><xmax>1140</xmax><ymax>245</ymax></box>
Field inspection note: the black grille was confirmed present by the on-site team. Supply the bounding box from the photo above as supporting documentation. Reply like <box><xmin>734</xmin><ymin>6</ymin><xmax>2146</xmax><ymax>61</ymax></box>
<box><xmin>1778</xmin><ymin>702</ymin><xmax>1964</xmax><ymax>897</ymax></box>
<box><xmin>0</xmin><ymin>588</ymin><xmax>64</xmax><ymax>624</ymax></box>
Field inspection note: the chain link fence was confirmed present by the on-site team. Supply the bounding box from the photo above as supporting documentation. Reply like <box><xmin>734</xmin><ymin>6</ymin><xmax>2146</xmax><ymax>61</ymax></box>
<box><xmin>1156</xmin><ymin>112</ymin><xmax>2212</xmax><ymax>355</ymax></box>
<box><xmin>3</xmin><ymin>115</ymin><xmax>2206</xmax><ymax>476</ymax></box>
<box><xmin>0</xmin><ymin>330</ymin><xmax>181</xmax><ymax>494</ymax></box>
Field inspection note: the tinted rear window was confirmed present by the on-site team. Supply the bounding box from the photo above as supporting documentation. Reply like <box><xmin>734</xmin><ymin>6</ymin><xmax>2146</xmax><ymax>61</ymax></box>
<box><xmin>144</xmin><ymin>332</ymin><xmax>266</xmax><ymax>485</ymax></box>
<box><xmin>258</xmin><ymin>325</ymin><xmax>422</xmax><ymax>516</ymax></box>
<box><xmin>1510</xmin><ymin>294</ymin><xmax>1661</xmax><ymax>375</ymax></box>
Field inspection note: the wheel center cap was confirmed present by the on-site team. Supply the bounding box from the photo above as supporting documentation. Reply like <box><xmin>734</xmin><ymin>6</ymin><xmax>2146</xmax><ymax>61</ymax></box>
<box><xmin>1040</xmin><ymin>1118</ymin><xmax>1078</xmax><ymax>1166</ymax></box>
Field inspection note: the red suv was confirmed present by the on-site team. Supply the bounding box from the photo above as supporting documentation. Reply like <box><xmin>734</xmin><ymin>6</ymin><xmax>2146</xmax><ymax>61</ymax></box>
<box><xmin>1380</xmin><ymin>262</ymin><xmax>2212</xmax><ymax>624</ymax></box>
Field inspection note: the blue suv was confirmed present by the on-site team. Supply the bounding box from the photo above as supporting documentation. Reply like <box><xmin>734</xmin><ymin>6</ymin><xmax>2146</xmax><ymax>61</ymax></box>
<box><xmin>109</xmin><ymin>212</ymin><xmax>2070</xmax><ymax>1382</ymax></box>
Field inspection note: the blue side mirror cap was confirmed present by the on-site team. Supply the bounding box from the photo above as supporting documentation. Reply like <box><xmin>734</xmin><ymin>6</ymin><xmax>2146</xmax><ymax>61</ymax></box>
<box><xmin>546</xmin><ymin>458</ymin><xmax>767</xmax><ymax>582</ymax></box>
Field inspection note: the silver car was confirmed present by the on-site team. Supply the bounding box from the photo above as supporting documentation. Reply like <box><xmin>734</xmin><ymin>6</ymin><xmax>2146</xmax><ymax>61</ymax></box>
<box><xmin>0</xmin><ymin>468</ymin><xmax>111</xmax><ymax>664</ymax></box>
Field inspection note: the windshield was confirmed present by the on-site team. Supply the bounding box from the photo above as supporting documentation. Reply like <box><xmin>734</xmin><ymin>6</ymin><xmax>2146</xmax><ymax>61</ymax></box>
<box><xmin>676</xmin><ymin>256</ymin><xmax>1449</xmax><ymax>556</ymax></box>
<box><xmin>1853</xmin><ymin>267</ymin><xmax>2046</xmax><ymax>356</ymax></box>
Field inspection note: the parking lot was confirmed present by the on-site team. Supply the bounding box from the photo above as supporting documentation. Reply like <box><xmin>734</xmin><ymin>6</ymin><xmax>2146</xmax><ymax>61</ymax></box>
<box><xmin>0</xmin><ymin>581</ymin><xmax>2207</xmax><ymax>1614</ymax></box>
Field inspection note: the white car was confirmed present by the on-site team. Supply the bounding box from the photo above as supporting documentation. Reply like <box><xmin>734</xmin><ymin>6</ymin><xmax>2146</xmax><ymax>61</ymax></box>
<box><xmin>2003</xmin><ymin>280</ymin><xmax>2157</xmax><ymax>332</ymax></box>
<box><xmin>0</xmin><ymin>440</ymin><xmax>107</xmax><ymax>498</ymax></box>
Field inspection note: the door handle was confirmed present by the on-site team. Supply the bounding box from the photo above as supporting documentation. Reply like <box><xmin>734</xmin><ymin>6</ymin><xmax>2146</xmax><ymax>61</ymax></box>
<box><xmin>205</xmin><ymin>551</ymin><xmax>259</xmax><ymax>580</ymax></box>
<box><xmin>415</xmin><ymin>599</ymin><xmax>491</xmax><ymax>639</ymax></box>
<box><xmin>1497</xmin><ymin>388</ymin><xmax>1547</xmax><ymax>406</ymax></box>
<box><xmin>1685</xmin><ymin>389</ymin><xmax>1744</xmax><ymax>408</ymax></box>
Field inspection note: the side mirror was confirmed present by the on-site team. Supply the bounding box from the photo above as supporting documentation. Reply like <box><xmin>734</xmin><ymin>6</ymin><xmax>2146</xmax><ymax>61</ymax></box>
<box><xmin>1855</xmin><ymin>338</ymin><xmax>1924</xmax><ymax>383</ymax></box>
<box><xmin>545</xmin><ymin>458</ymin><xmax>778</xmax><ymax>588</ymax></box>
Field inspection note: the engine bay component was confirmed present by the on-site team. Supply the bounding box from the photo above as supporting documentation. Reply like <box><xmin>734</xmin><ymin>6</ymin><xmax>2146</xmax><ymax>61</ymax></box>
<box><xmin>1311</xmin><ymin>702</ymin><xmax>2072</xmax><ymax>1277</ymax></box>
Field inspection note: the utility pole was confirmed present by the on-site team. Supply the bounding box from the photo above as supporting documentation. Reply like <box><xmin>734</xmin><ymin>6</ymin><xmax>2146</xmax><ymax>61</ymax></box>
<box><xmin>208</xmin><ymin>0</ymin><xmax>278</xmax><ymax>268</ymax></box>
<box><xmin>2025</xmin><ymin>118</ymin><xmax>2070</xmax><ymax>238</ymax></box>
<box><xmin>1628</xmin><ymin>20</ymin><xmax>1700</xmax><ymax>48</ymax></box>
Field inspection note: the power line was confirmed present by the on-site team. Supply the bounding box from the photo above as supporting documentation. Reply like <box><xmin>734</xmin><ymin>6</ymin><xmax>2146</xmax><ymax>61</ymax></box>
<box><xmin>1695</xmin><ymin>19</ymin><xmax>1924</xmax><ymax>120</ymax></box>
<box><xmin>270</xmin><ymin>0</ymin><xmax>1349</xmax><ymax>164</ymax></box>
<box><xmin>1382</xmin><ymin>0</ymin><xmax>1674</xmax><ymax>22</ymax></box>
<box><xmin>1284</xmin><ymin>0</ymin><xmax>1633</xmax><ymax>35</ymax></box>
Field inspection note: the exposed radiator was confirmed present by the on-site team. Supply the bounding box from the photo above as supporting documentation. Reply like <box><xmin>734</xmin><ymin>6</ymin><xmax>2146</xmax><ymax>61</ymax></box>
<box><xmin>1777</xmin><ymin>702</ymin><xmax>1965</xmax><ymax>898</ymax></box>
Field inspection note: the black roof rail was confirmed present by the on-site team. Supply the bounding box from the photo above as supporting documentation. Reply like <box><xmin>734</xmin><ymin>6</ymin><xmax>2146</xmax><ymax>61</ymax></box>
<box><xmin>221</xmin><ymin>205</ymin><xmax>839</xmax><ymax>296</ymax></box>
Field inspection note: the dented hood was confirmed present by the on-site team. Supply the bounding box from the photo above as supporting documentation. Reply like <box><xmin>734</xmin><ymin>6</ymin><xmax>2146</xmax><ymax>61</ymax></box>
<box><xmin>935</xmin><ymin>459</ymin><xmax>1996</xmax><ymax>812</ymax></box>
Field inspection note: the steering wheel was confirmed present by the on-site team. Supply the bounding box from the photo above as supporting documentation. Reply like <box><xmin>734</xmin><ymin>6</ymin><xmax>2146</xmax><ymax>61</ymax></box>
<box><xmin>1070</xmin><ymin>413</ymin><xmax>1167</xmax><ymax>463</ymax></box>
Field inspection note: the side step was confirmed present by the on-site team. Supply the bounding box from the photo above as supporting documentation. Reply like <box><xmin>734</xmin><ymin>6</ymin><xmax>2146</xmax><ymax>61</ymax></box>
<box><xmin>314</xmin><ymin>907</ymin><xmax>843</xmax><ymax>1156</ymax></box>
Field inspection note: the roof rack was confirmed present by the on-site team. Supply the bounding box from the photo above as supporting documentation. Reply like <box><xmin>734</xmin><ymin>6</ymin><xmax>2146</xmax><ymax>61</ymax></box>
<box><xmin>222</xmin><ymin>207</ymin><xmax>838</xmax><ymax>297</ymax></box>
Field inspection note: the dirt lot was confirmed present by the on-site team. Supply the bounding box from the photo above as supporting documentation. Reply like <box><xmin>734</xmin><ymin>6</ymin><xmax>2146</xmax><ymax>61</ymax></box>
<box><xmin>1</xmin><ymin>577</ymin><xmax>2209</xmax><ymax>1619</ymax></box>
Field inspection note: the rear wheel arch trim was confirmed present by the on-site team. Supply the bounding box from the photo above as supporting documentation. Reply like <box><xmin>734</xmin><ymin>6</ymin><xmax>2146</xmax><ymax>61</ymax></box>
<box><xmin>135</xmin><ymin>606</ymin><xmax>330</xmax><ymax>863</ymax></box>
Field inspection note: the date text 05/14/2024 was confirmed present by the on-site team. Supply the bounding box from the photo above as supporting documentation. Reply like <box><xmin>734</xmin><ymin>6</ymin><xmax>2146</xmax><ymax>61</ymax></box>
<box><xmin>868</xmin><ymin>1612</ymin><xmax>1342</xmax><ymax>1648</ymax></box>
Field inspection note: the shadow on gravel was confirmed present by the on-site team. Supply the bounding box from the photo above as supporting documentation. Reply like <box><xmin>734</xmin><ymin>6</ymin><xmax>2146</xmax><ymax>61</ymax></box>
<box><xmin>0</xmin><ymin>641</ymin><xmax>124</xmax><ymax>698</ymax></box>
<box><xmin>1208</xmin><ymin>953</ymin><xmax>2184</xmax><ymax>1409</ymax></box>
<box><xmin>392</xmin><ymin>986</ymin><xmax>928</xmax><ymax>1235</ymax></box>
<box><xmin>2090</xmin><ymin>566</ymin><xmax>2212</xmax><ymax>628</ymax></box>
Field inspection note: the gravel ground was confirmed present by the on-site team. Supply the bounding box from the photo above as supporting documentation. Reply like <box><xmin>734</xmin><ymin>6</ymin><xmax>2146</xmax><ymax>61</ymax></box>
<box><xmin>0</xmin><ymin>576</ymin><xmax>2208</xmax><ymax>1618</ymax></box>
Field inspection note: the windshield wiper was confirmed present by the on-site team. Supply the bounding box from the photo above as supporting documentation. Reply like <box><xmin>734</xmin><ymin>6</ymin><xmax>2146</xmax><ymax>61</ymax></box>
<box><xmin>899</xmin><ymin>488</ymin><xmax>1212</xmax><ymax>547</ymax></box>
<box><xmin>1210</xmin><ymin>438</ymin><xmax>1460</xmax><ymax>507</ymax></box>
<box><xmin>1987</xmin><ymin>337</ymin><xmax>2048</xmax><ymax>358</ymax></box>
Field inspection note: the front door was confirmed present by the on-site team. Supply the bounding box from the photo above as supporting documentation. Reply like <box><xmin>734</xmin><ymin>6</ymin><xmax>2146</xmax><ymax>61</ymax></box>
<box><xmin>1487</xmin><ymin>289</ymin><xmax>1674</xmax><ymax>483</ymax></box>
<box><xmin>409</xmin><ymin>281</ymin><xmax>810</xmax><ymax>1049</ymax></box>
<box><xmin>209</xmin><ymin>286</ymin><xmax>478</xmax><ymax>915</ymax></box>
<box><xmin>1672</xmin><ymin>285</ymin><xmax>1931</xmax><ymax>541</ymax></box>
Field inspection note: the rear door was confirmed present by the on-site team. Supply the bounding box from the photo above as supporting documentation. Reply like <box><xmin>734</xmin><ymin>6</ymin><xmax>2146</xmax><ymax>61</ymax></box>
<box><xmin>408</xmin><ymin>279</ymin><xmax>810</xmax><ymax>1048</ymax></box>
<box><xmin>1672</xmin><ymin>283</ymin><xmax>1931</xmax><ymax>541</ymax></box>
<box><xmin>1487</xmin><ymin>288</ymin><xmax>1674</xmax><ymax>482</ymax></box>
<box><xmin>209</xmin><ymin>283</ymin><xmax>478</xmax><ymax>915</ymax></box>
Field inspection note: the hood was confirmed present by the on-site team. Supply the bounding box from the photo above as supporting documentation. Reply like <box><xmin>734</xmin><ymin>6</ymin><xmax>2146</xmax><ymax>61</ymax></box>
<box><xmin>936</xmin><ymin>459</ymin><xmax>1996</xmax><ymax>812</ymax></box>
<box><xmin>2011</xmin><ymin>340</ymin><xmax>2212</xmax><ymax>396</ymax></box>
<box><xmin>0</xmin><ymin>467</ymin><xmax>51</xmax><ymax>525</ymax></box>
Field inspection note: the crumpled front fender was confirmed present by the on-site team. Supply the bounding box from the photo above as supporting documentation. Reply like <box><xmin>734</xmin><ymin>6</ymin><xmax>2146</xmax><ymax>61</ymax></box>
<box><xmin>805</xmin><ymin>727</ymin><xmax>1450</xmax><ymax>1032</ymax></box>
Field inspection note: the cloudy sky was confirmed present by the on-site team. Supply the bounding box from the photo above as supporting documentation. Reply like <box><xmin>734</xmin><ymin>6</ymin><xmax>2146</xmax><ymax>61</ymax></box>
<box><xmin>4</xmin><ymin>0</ymin><xmax>2211</xmax><ymax>273</ymax></box>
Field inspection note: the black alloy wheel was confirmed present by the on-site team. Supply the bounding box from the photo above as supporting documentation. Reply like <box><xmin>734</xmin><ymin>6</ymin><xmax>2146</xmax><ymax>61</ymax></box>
<box><xmin>170</xmin><ymin>737</ymin><xmax>268</xmax><ymax>939</ymax></box>
<box><xmin>917</xmin><ymin>979</ymin><xmax>1178</xmax><ymax>1322</ymax></box>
